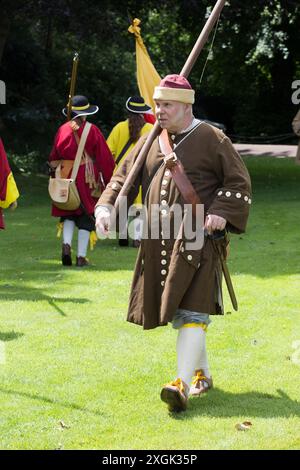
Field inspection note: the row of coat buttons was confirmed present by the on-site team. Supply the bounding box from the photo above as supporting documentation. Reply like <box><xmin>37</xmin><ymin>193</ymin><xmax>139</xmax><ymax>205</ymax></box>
<box><xmin>160</xmin><ymin>169</ymin><xmax>171</xmax><ymax>286</ymax></box>
<box><xmin>217</xmin><ymin>190</ymin><xmax>252</xmax><ymax>204</ymax></box>
<box><xmin>180</xmin><ymin>246</ymin><xmax>193</xmax><ymax>261</ymax></box>
<box><xmin>161</xmin><ymin>170</ymin><xmax>170</xmax><ymax>217</ymax></box>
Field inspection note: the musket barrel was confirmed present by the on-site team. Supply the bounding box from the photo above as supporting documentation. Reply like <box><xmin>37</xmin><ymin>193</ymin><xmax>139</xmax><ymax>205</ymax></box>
<box><xmin>114</xmin><ymin>0</ymin><xmax>226</xmax><ymax>211</ymax></box>
<box><xmin>67</xmin><ymin>52</ymin><xmax>79</xmax><ymax>121</ymax></box>
<box><xmin>180</xmin><ymin>0</ymin><xmax>226</xmax><ymax>77</ymax></box>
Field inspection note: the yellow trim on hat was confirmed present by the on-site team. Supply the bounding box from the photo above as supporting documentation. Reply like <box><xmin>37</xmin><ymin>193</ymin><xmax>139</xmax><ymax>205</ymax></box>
<box><xmin>71</xmin><ymin>103</ymin><xmax>90</xmax><ymax>110</ymax></box>
<box><xmin>153</xmin><ymin>87</ymin><xmax>195</xmax><ymax>104</ymax></box>
<box><xmin>128</xmin><ymin>101</ymin><xmax>146</xmax><ymax>107</ymax></box>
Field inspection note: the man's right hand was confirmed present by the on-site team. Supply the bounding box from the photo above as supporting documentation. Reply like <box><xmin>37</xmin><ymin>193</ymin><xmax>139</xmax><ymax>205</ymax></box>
<box><xmin>95</xmin><ymin>206</ymin><xmax>111</xmax><ymax>238</ymax></box>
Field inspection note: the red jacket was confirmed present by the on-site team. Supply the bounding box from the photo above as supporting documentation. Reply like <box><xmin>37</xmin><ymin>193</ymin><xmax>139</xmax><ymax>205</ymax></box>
<box><xmin>0</xmin><ymin>139</ymin><xmax>11</xmax><ymax>229</ymax></box>
<box><xmin>49</xmin><ymin>121</ymin><xmax>115</xmax><ymax>216</ymax></box>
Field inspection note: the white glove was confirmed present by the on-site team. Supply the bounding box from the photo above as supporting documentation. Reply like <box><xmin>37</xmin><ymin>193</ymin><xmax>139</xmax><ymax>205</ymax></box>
<box><xmin>95</xmin><ymin>205</ymin><xmax>111</xmax><ymax>238</ymax></box>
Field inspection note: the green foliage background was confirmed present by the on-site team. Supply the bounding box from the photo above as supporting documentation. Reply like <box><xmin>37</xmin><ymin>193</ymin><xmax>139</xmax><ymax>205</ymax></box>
<box><xmin>0</xmin><ymin>0</ymin><xmax>300</xmax><ymax>170</ymax></box>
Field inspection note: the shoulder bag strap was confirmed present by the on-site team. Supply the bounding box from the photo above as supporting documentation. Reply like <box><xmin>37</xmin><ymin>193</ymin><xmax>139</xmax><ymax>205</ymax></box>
<box><xmin>115</xmin><ymin>138</ymin><xmax>134</xmax><ymax>166</ymax></box>
<box><xmin>158</xmin><ymin>129</ymin><xmax>201</xmax><ymax>215</ymax></box>
<box><xmin>70</xmin><ymin>122</ymin><xmax>92</xmax><ymax>181</ymax></box>
<box><xmin>159</xmin><ymin>129</ymin><xmax>237</xmax><ymax>308</ymax></box>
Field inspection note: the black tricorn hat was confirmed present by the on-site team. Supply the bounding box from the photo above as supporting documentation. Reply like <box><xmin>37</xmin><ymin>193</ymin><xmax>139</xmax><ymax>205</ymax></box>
<box><xmin>126</xmin><ymin>95</ymin><xmax>151</xmax><ymax>113</ymax></box>
<box><xmin>62</xmin><ymin>95</ymin><xmax>99</xmax><ymax>118</ymax></box>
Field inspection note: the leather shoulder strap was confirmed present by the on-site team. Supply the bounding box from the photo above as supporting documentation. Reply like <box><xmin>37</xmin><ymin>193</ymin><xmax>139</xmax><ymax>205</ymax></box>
<box><xmin>115</xmin><ymin>138</ymin><xmax>134</xmax><ymax>166</ymax></box>
<box><xmin>158</xmin><ymin>129</ymin><xmax>201</xmax><ymax>210</ymax></box>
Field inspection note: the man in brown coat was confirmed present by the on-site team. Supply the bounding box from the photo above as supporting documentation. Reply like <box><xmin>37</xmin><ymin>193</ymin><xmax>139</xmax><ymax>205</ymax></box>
<box><xmin>292</xmin><ymin>109</ymin><xmax>300</xmax><ymax>164</ymax></box>
<box><xmin>95</xmin><ymin>74</ymin><xmax>252</xmax><ymax>412</ymax></box>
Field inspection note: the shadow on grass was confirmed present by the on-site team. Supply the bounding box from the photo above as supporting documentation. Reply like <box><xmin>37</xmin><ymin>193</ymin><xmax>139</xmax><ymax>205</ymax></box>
<box><xmin>0</xmin><ymin>387</ymin><xmax>106</xmax><ymax>417</ymax></box>
<box><xmin>169</xmin><ymin>388</ymin><xmax>300</xmax><ymax>420</ymax></box>
<box><xmin>0</xmin><ymin>284</ymin><xmax>90</xmax><ymax>317</ymax></box>
<box><xmin>2</xmin><ymin>159</ymin><xmax>300</xmax><ymax>278</ymax></box>
<box><xmin>0</xmin><ymin>331</ymin><xmax>24</xmax><ymax>341</ymax></box>
<box><xmin>37</xmin><ymin>252</ymin><xmax>137</xmax><ymax>272</ymax></box>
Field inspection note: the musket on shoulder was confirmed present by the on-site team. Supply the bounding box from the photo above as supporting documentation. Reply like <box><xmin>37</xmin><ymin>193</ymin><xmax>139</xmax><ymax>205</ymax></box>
<box><xmin>114</xmin><ymin>0</ymin><xmax>226</xmax><ymax>211</ymax></box>
<box><xmin>66</xmin><ymin>52</ymin><xmax>79</xmax><ymax>121</ymax></box>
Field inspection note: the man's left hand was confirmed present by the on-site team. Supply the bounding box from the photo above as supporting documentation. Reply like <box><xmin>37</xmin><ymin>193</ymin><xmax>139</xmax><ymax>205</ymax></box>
<box><xmin>204</xmin><ymin>214</ymin><xmax>226</xmax><ymax>235</ymax></box>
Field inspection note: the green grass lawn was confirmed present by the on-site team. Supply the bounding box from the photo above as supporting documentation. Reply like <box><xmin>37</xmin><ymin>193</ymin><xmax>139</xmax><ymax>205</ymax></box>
<box><xmin>0</xmin><ymin>156</ymin><xmax>300</xmax><ymax>450</ymax></box>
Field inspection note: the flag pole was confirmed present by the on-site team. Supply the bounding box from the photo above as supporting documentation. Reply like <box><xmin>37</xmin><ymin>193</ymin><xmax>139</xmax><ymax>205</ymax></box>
<box><xmin>114</xmin><ymin>0</ymin><xmax>226</xmax><ymax>211</ymax></box>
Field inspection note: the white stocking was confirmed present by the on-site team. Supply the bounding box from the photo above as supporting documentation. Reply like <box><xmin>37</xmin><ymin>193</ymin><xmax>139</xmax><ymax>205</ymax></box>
<box><xmin>77</xmin><ymin>229</ymin><xmax>90</xmax><ymax>257</ymax></box>
<box><xmin>196</xmin><ymin>333</ymin><xmax>211</xmax><ymax>378</ymax></box>
<box><xmin>176</xmin><ymin>326</ymin><xmax>206</xmax><ymax>388</ymax></box>
<box><xmin>63</xmin><ymin>219</ymin><xmax>75</xmax><ymax>245</ymax></box>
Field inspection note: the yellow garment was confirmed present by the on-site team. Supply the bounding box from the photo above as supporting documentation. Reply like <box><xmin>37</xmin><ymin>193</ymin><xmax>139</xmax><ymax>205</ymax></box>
<box><xmin>56</xmin><ymin>222</ymin><xmax>63</xmax><ymax>238</ymax></box>
<box><xmin>107</xmin><ymin>119</ymin><xmax>153</xmax><ymax>169</ymax></box>
<box><xmin>181</xmin><ymin>322</ymin><xmax>208</xmax><ymax>332</ymax></box>
<box><xmin>107</xmin><ymin>120</ymin><xmax>153</xmax><ymax>205</ymax></box>
<box><xmin>0</xmin><ymin>172</ymin><xmax>19</xmax><ymax>208</ymax></box>
<box><xmin>128</xmin><ymin>18</ymin><xmax>161</xmax><ymax>112</ymax></box>
<box><xmin>89</xmin><ymin>230</ymin><xmax>97</xmax><ymax>250</ymax></box>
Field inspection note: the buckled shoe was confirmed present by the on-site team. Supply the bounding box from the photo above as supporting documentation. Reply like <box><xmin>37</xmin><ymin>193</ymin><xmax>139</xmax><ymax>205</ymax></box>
<box><xmin>160</xmin><ymin>378</ymin><xmax>189</xmax><ymax>412</ymax></box>
<box><xmin>189</xmin><ymin>369</ymin><xmax>213</xmax><ymax>397</ymax></box>
<box><xmin>62</xmin><ymin>243</ymin><xmax>72</xmax><ymax>266</ymax></box>
<box><xmin>76</xmin><ymin>256</ymin><xmax>89</xmax><ymax>267</ymax></box>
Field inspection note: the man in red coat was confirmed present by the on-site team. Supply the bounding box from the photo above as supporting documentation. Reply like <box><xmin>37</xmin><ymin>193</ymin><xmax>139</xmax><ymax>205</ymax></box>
<box><xmin>49</xmin><ymin>95</ymin><xmax>115</xmax><ymax>266</ymax></box>
<box><xmin>0</xmin><ymin>138</ymin><xmax>19</xmax><ymax>229</ymax></box>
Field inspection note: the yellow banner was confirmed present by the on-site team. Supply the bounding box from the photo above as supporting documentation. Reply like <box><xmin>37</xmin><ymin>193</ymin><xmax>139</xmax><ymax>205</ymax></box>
<box><xmin>128</xmin><ymin>18</ymin><xmax>161</xmax><ymax>112</ymax></box>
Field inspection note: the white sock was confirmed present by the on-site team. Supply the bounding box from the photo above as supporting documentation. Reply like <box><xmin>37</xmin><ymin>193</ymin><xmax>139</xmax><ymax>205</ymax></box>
<box><xmin>197</xmin><ymin>334</ymin><xmax>211</xmax><ymax>379</ymax></box>
<box><xmin>176</xmin><ymin>326</ymin><xmax>206</xmax><ymax>388</ymax></box>
<box><xmin>77</xmin><ymin>229</ymin><xmax>90</xmax><ymax>257</ymax></box>
<box><xmin>63</xmin><ymin>219</ymin><xmax>75</xmax><ymax>246</ymax></box>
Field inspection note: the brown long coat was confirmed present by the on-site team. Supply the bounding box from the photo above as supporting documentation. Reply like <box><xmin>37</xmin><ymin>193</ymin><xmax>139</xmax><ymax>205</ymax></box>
<box><xmin>97</xmin><ymin>122</ymin><xmax>252</xmax><ymax>330</ymax></box>
<box><xmin>292</xmin><ymin>110</ymin><xmax>300</xmax><ymax>164</ymax></box>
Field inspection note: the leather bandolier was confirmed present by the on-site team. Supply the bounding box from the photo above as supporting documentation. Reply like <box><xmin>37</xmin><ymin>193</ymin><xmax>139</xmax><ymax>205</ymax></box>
<box><xmin>158</xmin><ymin>128</ymin><xmax>238</xmax><ymax>311</ymax></box>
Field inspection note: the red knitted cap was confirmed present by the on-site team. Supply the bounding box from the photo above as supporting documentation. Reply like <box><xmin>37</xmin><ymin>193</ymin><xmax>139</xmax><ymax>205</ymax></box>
<box><xmin>159</xmin><ymin>74</ymin><xmax>192</xmax><ymax>90</ymax></box>
<box><xmin>153</xmin><ymin>74</ymin><xmax>195</xmax><ymax>104</ymax></box>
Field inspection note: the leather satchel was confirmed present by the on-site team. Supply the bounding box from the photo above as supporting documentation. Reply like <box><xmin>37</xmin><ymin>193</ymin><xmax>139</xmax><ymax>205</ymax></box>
<box><xmin>48</xmin><ymin>122</ymin><xmax>91</xmax><ymax>210</ymax></box>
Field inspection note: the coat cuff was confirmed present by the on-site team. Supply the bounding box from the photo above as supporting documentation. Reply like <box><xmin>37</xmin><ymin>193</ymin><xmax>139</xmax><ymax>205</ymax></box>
<box><xmin>207</xmin><ymin>187</ymin><xmax>252</xmax><ymax>234</ymax></box>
